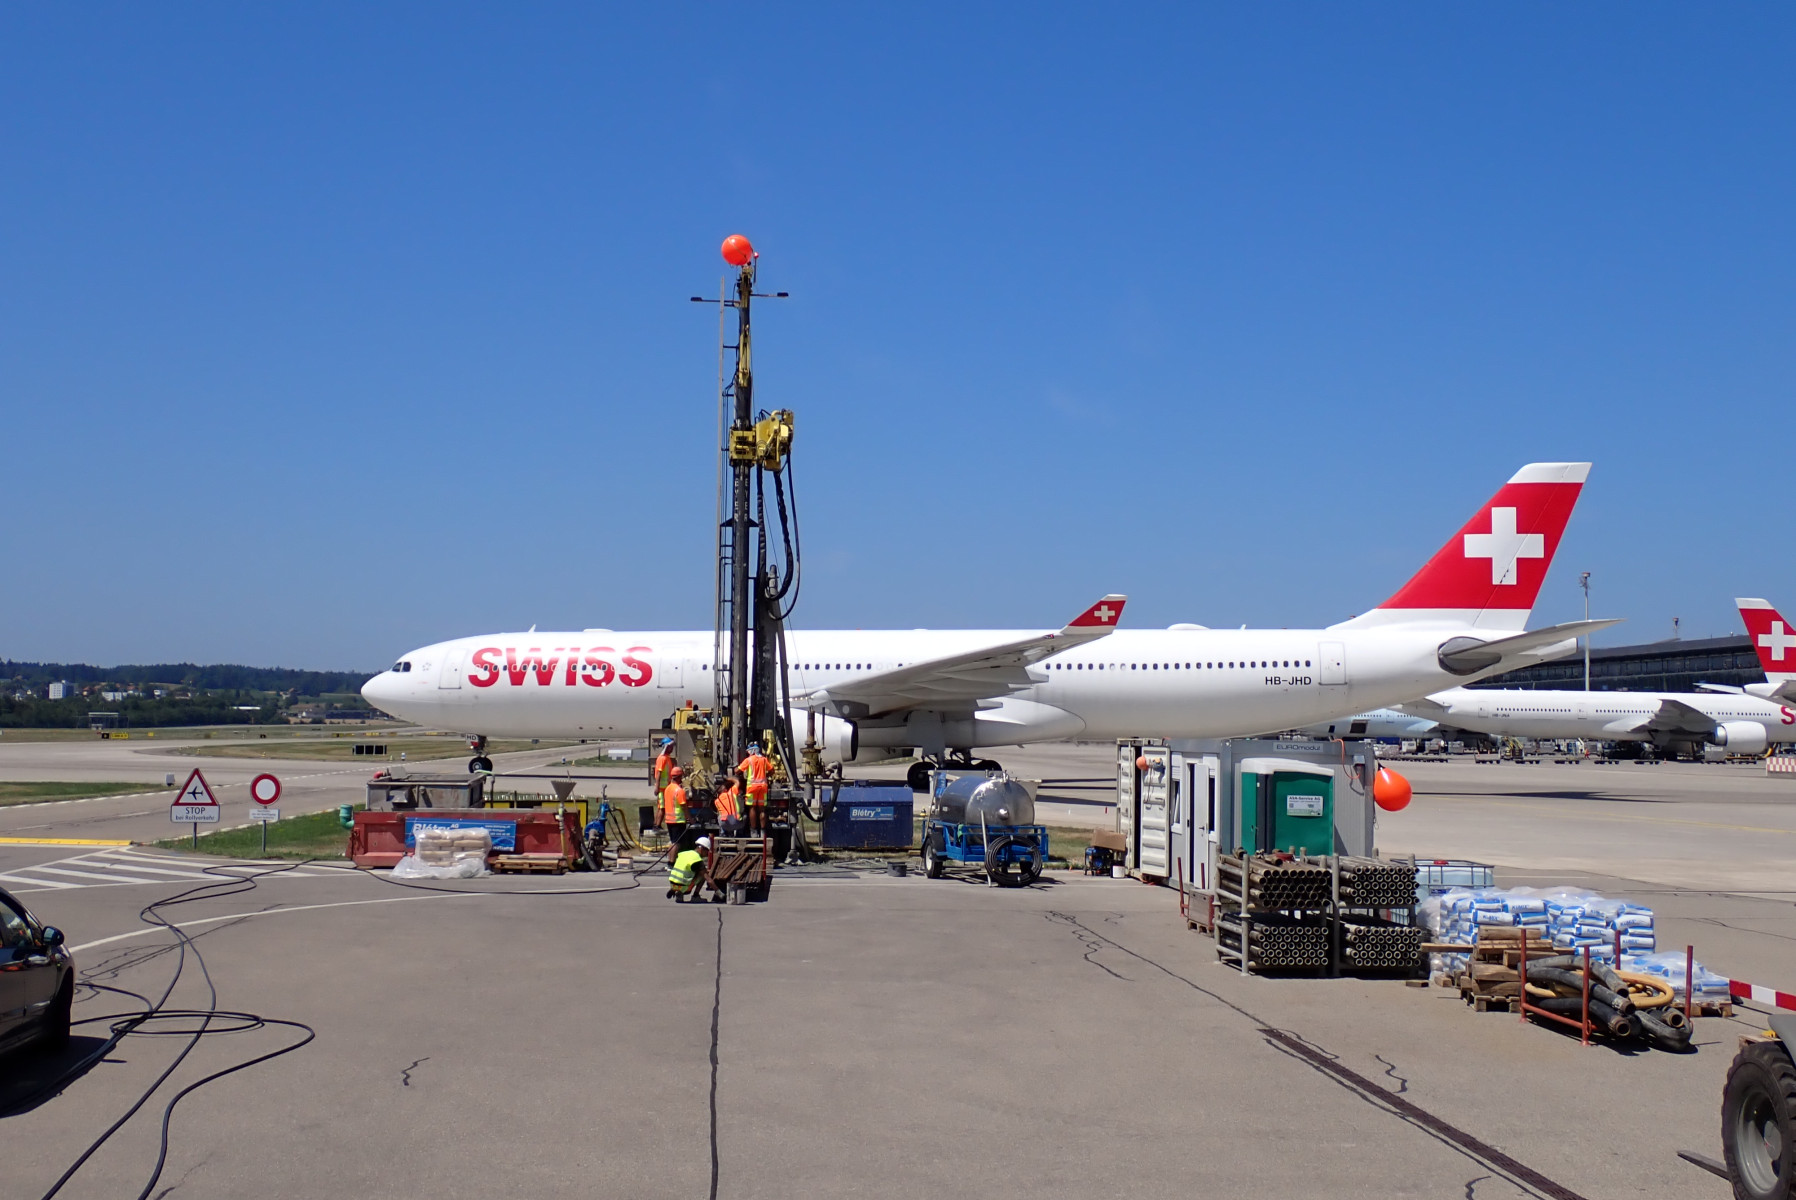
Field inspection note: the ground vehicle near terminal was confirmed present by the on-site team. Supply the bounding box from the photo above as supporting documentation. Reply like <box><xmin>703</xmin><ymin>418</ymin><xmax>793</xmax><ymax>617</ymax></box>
<box><xmin>364</xmin><ymin>463</ymin><xmax>1611</xmax><ymax>777</ymax></box>
<box><xmin>0</xmin><ymin>885</ymin><xmax>73</xmax><ymax>1058</ymax></box>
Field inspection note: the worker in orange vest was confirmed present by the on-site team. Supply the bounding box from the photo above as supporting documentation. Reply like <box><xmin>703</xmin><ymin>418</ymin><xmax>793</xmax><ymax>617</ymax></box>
<box><xmin>652</xmin><ymin>738</ymin><xmax>675</xmax><ymax>804</ymax></box>
<box><xmin>662</xmin><ymin>766</ymin><xmax>690</xmax><ymax>850</ymax></box>
<box><xmin>713</xmin><ymin>772</ymin><xmax>744</xmax><ymax>837</ymax></box>
<box><xmin>738</xmin><ymin>742</ymin><xmax>772</xmax><ymax>835</ymax></box>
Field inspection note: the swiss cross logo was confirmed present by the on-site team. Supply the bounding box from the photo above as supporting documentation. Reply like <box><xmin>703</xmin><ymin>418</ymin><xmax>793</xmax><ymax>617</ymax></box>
<box><xmin>1463</xmin><ymin>507</ymin><xmax>1545</xmax><ymax>586</ymax></box>
<box><xmin>1761</xmin><ymin>621</ymin><xmax>1796</xmax><ymax>662</ymax></box>
<box><xmin>1093</xmin><ymin>604</ymin><xmax>1116</xmax><ymax>624</ymax></box>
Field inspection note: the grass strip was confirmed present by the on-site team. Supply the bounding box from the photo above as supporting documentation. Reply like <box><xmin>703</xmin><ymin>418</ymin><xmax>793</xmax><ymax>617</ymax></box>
<box><xmin>0</xmin><ymin>781</ymin><xmax>170</xmax><ymax>806</ymax></box>
<box><xmin>156</xmin><ymin>806</ymin><xmax>358</xmax><ymax>859</ymax></box>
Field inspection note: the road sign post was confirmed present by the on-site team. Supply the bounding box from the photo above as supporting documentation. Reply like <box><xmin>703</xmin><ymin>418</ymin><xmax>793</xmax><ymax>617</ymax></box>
<box><xmin>250</xmin><ymin>774</ymin><xmax>281</xmax><ymax>854</ymax></box>
<box><xmin>170</xmin><ymin>768</ymin><xmax>222</xmax><ymax>847</ymax></box>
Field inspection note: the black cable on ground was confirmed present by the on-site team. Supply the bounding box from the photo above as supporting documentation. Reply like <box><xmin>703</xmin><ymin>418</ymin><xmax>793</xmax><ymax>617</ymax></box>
<box><xmin>708</xmin><ymin>907</ymin><xmax>724</xmax><ymax>1200</ymax></box>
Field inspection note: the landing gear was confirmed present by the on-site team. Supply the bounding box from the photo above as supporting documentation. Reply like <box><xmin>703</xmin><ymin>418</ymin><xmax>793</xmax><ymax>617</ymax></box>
<box><xmin>467</xmin><ymin>735</ymin><xmax>493</xmax><ymax>774</ymax></box>
<box><xmin>907</xmin><ymin>754</ymin><xmax>1004</xmax><ymax>792</ymax></box>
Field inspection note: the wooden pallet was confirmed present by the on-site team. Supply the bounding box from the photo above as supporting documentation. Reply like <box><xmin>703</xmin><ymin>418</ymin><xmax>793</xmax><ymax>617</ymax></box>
<box><xmin>1692</xmin><ymin>999</ymin><xmax>1734</xmax><ymax>1018</ymax></box>
<box><xmin>490</xmin><ymin>853</ymin><xmax>569</xmax><ymax>874</ymax></box>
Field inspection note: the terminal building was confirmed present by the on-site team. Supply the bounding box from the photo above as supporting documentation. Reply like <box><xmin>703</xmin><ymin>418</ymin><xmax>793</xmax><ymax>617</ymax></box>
<box><xmin>1474</xmin><ymin>635</ymin><xmax>1762</xmax><ymax>694</ymax></box>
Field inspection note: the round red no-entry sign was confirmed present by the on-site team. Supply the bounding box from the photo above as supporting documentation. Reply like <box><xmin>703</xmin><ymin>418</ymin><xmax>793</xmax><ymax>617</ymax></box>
<box><xmin>250</xmin><ymin>774</ymin><xmax>281</xmax><ymax>806</ymax></box>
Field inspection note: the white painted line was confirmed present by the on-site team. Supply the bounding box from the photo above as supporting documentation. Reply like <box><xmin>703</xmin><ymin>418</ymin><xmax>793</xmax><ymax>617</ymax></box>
<box><xmin>68</xmin><ymin>892</ymin><xmax>474</xmax><ymax>953</ymax></box>
<box><xmin>29</xmin><ymin>865</ymin><xmax>163</xmax><ymax>885</ymax></box>
<box><xmin>0</xmin><ymin>873</ymin><xmax>78</xmax><ymax>889</ymax></box>
<box><xmin>81</xmin><ymin>861</ymin><xmax>220</xmax><ymax>880</ymax></box>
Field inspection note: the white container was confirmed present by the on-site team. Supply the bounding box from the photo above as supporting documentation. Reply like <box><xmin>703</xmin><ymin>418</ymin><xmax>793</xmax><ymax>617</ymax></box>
<box><xmin>1112</xmin><ymin>865</ymin><xmax>1126</xmax><ymax>879</ymax></box>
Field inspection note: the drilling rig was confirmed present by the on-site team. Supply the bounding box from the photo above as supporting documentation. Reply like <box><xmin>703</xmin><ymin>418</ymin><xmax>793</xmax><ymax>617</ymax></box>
<box><xmin>672</xmin><ymin>234</ymin><xmax>810</xmax><ymax>864</ymax></box>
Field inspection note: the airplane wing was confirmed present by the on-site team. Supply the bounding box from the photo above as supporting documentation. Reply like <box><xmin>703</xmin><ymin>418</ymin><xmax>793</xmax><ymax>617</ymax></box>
<box><xmin>1746</xmin><ymin>680</ymin><xmax>1796</xmax><ymax>705</ymax></box>
<box><xmin>1436</xmin><ymin>619</ymin><xmax>1624</xmax><ymax>675</ymax></box>
<box><xmin>1392</xmin><ymin>694</ymin><xmax>1455</xmax><ymax>719</ymax></box>
<box><xmin>803</xmin><ymin>595</ymin><xmax>1126</xmax><ymax>718</ymax></box>
<box><xmin>1622</xmin><ymin>698</ymin><xmax>1718</xmax><ymax>737</ymax></box>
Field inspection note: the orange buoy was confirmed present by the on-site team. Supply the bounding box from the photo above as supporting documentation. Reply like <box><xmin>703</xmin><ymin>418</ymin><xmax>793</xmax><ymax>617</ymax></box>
<box><xmin>1135</xmin><ymin>756</ymin><xmax>1149</xmax><ymax>772</ymax></box>
<box><xmin>1373</xmin><ymin>766</ymin><xmax>1412</xmax><ymax>812</ymax></box>
<box><xmin>721</xmin><ymin>234</ymin><xmax>755</xmax><ymax>266</ymax></box>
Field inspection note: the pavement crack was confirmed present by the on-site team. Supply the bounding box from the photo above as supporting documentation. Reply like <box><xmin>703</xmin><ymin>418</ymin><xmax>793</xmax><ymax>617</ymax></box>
<box><xmin>708</xmin><ymin>907</ymin><xmax>724</xmax><ymax>1200</ymax></box>
<box><xmin>1374</xmin><ymin>1053</ymin><xmax>1410</xmax><ymax>1094</ymax></box>
<box><xmin>400</xmin><ymin>1056</ymin><xmax>429</xmax><ymax>1087</ymax></box>
<box><xmin>1048</xmin><ymin>911</ymin><xmax>1132</xmax><ymax>981</ymax></box>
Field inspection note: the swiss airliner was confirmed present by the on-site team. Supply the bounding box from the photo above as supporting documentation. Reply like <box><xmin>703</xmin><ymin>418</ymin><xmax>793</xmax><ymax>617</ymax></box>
<box><xmin>363</xmin><ymin>463</ymin><xmax>1610</xmax><ymax>774</ymax></box>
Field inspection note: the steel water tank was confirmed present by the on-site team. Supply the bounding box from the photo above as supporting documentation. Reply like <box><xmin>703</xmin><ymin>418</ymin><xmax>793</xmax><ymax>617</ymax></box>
<box><xmin>932</xmin><ymin>775</ymin><xmax>1034</xmax><ymax>826</ymax></box>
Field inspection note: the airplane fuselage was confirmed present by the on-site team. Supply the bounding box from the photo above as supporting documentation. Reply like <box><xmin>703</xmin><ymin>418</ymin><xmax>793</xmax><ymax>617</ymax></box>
<box><xmin>1411</xmin><ymin>687</ymin><xmax>1796</xmax><ymax>746</ymax></box>
<box><xmin>363</xmin><ymin>625</ymin><xmax>1555</xmax><ymax>750</ymax></box>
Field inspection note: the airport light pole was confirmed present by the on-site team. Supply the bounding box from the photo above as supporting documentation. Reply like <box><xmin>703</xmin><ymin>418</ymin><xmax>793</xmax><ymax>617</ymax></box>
<box><xmin>1580</xmin><ymin>572</ymin><xmax>1591</xmax><ymax>691</ymax></box>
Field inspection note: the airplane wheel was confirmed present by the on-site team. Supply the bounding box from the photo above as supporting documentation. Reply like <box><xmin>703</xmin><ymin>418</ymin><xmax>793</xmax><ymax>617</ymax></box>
<box><xmin>975</xmin><ymin>759</ymin><xmax>1002</xmax><ymax>772</ymax></box>
<box><xmin>907</xmin><ymin>761</ymin><xmax>933</xmax><ymax>791</ymax></box>
<box><xmin>468</xmin><ymin>756</ymin><xmax>494</xmax><ymax>773</ymax></box>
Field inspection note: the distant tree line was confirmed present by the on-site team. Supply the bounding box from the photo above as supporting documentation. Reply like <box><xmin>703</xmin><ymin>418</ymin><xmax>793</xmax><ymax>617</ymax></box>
<box><xmin>0</xmin><ymin>661</ymin><xmax>374</xmax><ymax>695</ymax></box>
<box><xmin>0</xmin><ymin>690</ymin><xmax>291</xmax><ymax>729</ymax></box>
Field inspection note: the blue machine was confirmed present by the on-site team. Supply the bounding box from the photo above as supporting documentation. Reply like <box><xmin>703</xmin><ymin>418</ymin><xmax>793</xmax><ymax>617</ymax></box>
<box><xmin>818</xmin><ymin>781</ymin><xmax>914</xmax><ymax>850</ymax></box>
<box><xmin>921</xmin><ymin>772</ymin><xmax>1047</xmax><ymax>887</ymax></box>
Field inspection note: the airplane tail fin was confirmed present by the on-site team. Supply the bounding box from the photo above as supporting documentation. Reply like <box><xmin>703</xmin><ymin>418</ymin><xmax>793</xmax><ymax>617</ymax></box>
<box><xmin>1333</xmin><ymin>463</ymin><xmax>1590</xmax><ymax>632</ymax></box>
<box><xmin>1737</xmin><ymin>598</ymin><xmax>1796</xmax><ymax>683</ymax></box>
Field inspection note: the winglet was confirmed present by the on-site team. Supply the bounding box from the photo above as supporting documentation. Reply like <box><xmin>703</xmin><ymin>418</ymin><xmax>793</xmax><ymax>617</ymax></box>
<box><xmin>1066</xmin><ymin>595</ymin><xmax>1127</xmax><ymax>630</ymax></box>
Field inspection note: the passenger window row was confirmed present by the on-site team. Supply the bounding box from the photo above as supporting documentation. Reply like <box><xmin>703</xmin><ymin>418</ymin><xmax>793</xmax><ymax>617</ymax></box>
<box><xmin>1047</xmin><ymin>660</ymin><xmax>1313</xmax><ymax>671</ymax></box>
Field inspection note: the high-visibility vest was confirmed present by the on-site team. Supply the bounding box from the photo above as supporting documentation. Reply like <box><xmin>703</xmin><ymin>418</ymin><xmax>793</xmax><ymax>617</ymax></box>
<box><xmin>662</xmin><ymin>782</ymin><xmax>687</xmax><ymax>823</ymax></box>
<box><xmin>714</xmin><ymin>785</ymin><xmax>739</xmax><ymax>822</ymax></box>
<box><xmin>668</xmin><ymin>848</ymin><xmax>705</xmax><ymax>888</ymax></box>
<box><xmin>739</xmin><ymin>754</ymin><xmax>770</xmax><ymax>786</ymax></box>
<box><xmin>654</xmin><ymin>753</ymin><xmax>674</xmax><ymax>794</ymax></box>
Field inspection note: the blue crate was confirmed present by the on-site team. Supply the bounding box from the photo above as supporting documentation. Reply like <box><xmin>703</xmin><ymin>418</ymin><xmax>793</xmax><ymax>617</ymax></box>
<box><xmin>819</xmin><ymin>781</ymin><xmax>914</xmax><ymax>850</ymax></box>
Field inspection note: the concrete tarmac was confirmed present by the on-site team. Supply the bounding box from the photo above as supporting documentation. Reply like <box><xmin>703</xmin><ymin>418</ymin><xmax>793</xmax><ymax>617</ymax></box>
<box><xmin>3</xmin><ymin>738</ymin><xmax>1790</xmax><ymax>1198</ymax></box>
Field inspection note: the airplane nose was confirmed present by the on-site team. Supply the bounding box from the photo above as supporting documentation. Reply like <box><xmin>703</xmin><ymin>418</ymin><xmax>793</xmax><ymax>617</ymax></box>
<box><xmin>362</xmin><ymin>672</ymin><xmax>394</xmax><ymax>712</ymax></box>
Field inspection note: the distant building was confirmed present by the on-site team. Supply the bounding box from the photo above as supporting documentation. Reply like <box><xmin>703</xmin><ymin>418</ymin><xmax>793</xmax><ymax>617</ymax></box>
<box><xmin>47</xmin><ymin>681</ymin><xmax>75</xmax><ymax>700</ymax></box>
<box><xmin>1477</xmin><ymin>635</ymin><xmax>1761</xmax><ymax>693</ymax></box>
<box><xmin>100</xmin><ymin>690</ymin><xmax>135</xmax><ymax>702</ymax></box>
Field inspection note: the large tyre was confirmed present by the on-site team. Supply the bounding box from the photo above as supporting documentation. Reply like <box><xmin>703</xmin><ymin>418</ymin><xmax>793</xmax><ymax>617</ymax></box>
<box><xmin>906</xmin><ymin>761</ymin><xmax>933</xmax><ymax>792</ymax></box>
<box><xmin>468</xmin><ymin>756</ymin><xmax>494</xmax><ymax>774</ymax></box>
<box><xmin>42</xmin><ymin>976</ymin><xmax>72</xmax><ymax>1052</ymax></box>
<box><xmin>1724</xmin><ymin>1040</ymin><xmax>1796</xmax><ymax>1200</ymax></box>
<box><xmin>974</xmin><ymin>759</ymin><xmax>1002</xmax><ymax>772</ymax></box>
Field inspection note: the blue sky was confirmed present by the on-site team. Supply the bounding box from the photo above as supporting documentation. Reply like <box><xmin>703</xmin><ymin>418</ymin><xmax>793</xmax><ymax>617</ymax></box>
<box><xmin>4</xmin><ymin>5</ymin><xmax>1792</xmax><ymax>670</ymax></box>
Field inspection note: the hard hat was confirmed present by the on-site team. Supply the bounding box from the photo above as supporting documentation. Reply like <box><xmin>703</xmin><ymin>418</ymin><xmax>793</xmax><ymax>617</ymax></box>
<box><xmin>669</xmin><ymin>766</ymin><xmax>683</xmax><ymax>778</ymax></box>
<box><xmin>660</xmin><ymin>737</ymin><xmax>673</xmax><ymax>746</ymax></box>
<box><xmin>696</xmin><ymin>836</ymin><xmax>713</xmax><ymax>849</ymax></box>
<box><xmin>749</xmin><ymin>742</ymin><xmax>762</xmax><ymax>752</ymax></box>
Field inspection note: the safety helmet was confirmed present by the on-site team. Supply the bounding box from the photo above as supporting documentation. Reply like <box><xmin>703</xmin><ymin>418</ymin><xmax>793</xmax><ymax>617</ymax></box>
<box><xmin>696</xmin><ymin>836</ymin><xmax>712</xmax><ymax>849</ymax></box>
<box><xmin>669</xmin><ymin>766</ymin><xmax>683</xmax><ymax>778</ymax></box>
<box><xmin>749</xmin><ymin>742</ymin><xmax>762</xmax><ymax>753</ymax></box>
<box><xmin>660</xmin><ymin>737</ymin><xmax>673</xmax><ymax>746</ymax></box>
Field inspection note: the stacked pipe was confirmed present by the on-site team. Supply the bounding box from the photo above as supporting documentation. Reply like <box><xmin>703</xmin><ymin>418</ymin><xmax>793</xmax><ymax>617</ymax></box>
<box><xmin>1218</xmin><ymin>854</ymin><xmax>1331</xmax><ymax>911</ymax></box>
<box><xmin>1217</xmin><ymin>912</ymin><xmax>1330</xmax><ymax>969</ymax></box>
<box><xmin>1336</xmin><ymin>857</ymin><xmax>1421</xmax><ymax>908</ymax></box>
<box><xmin>1339</xmin><ymin>917</ymin><xmax>1424</xmax><ymax>970</ymax></box>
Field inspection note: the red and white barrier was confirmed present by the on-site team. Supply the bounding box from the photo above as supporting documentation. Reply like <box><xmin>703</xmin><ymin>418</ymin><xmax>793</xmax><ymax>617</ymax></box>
<box><xmin>1730</xmin><ymin>980</ymin><xmax>1796</xmax><ymax>1011</ymax></box>
<box><xmin>1767</xmin><ymin>756</ymin><xmax>1796</xmax><ymax>776</ymax></box>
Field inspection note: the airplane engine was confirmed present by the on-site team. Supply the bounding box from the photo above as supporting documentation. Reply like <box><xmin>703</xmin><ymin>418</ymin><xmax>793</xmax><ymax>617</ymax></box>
<box><xmin>792</xmin><ymin>710</ymin><xmax>859</xmax><ymax>765</ymax></box>
<box><xmin>1709</xmin><ymin>721</ymin><xmax>1769</xmax><ymax>754</ymax></box>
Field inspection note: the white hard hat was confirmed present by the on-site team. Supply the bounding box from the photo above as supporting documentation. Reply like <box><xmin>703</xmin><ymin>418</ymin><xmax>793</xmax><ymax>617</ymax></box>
<box><xmin>696</xmin><ymin>836</ymin><xmax>712</xmax><ymax>849</ymax></box>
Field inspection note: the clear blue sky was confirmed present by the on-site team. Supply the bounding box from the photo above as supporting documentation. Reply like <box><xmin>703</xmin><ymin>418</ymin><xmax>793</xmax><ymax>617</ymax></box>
<box><xmin>4</xmin><ymin>6</ymin><xmax>1792</xmax><ymax>670</ymax></box>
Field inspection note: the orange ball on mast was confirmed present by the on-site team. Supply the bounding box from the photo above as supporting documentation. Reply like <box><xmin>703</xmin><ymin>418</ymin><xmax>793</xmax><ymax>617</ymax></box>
<box><xmin>721</xmin><ymin>234</ymin><xmax>755</xmax><ymax>266</ymax></box>
<box><xmin>1373</xmin><ymin>767</ymin><xmax>1412</xmax><ymax>813</ymax></box>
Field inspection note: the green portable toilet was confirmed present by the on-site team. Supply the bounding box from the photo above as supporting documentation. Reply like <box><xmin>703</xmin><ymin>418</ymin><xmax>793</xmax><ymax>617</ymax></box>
<box><xmin>1237</xmin><ymin>759</ymin><xmax>1334</xmax><ymax>856</ymax></box>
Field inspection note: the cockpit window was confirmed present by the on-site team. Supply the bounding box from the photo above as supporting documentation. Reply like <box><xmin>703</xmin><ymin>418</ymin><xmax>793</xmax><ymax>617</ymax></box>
<box><xmin>392</xmin><ymin>661</ymin><xmax>412</xmax><ymax>673</ymax></box>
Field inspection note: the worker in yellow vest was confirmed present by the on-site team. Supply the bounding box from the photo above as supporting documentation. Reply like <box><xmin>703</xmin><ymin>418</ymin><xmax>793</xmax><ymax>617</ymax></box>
<box><xmin>713</xmin><ymin>773</ymin><xmax>744</xmax><ymax>837</ymax></box>
<box><xmin>738</xmin><ymin>743</ymin><xmax>772</xmax><ymax>836</ymax></box>
<box><xmin>666</xmin><ymin>836</ymin><xmax>712</xmax><ymax>902</ymax></box>
<box><xmin>662</xmin><ymin>766</ymin><xmax>689</xmax><ymax>848</ymax></box>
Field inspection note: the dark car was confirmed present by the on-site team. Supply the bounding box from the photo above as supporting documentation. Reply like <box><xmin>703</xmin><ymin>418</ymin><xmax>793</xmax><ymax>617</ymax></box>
<box><xmin>0</xmin><ymin>885</ymin><xmax>73</xmax><ymax>1057</ymax></box>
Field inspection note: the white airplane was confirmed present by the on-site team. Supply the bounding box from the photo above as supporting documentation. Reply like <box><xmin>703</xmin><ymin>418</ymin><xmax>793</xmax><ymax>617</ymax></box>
<box><xmin>1297</xmin><ymin>708</ymin><xmax>1440</xmax><ymax>740</ymax></box>
<box><xmin>363</xmin><ymin>462</ymin><xmax>1609</xmax><ymax>775</ymax></box>
<box><xmin>1393</xmin><ymin>684</ymin><xmax>1796</xmax><ymax>755</ymax></box>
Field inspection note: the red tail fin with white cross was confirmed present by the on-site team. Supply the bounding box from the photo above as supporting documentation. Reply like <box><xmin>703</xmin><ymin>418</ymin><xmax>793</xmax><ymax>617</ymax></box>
<box><xmin>1334</xmin><ymin>463</ymin><xmax>1590</xmax><ymax>632</ymax></box>
<box><xmin>1738</xmin><ymin>598</ymin><xmax>1796</xmax><ymax>683</ymax></box>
